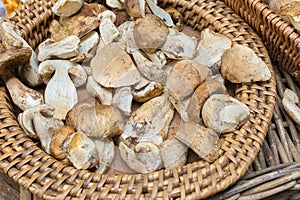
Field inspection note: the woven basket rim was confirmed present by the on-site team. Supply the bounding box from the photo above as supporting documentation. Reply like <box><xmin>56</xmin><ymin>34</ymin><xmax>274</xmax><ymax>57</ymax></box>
<box><xmin>0</xmin><ymin>0</ymin><xmax>276</xmax><ymax>199</ymax></box>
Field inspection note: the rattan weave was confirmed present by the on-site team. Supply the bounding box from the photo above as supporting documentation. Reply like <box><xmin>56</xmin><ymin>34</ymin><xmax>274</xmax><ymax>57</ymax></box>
<box><xmin>221</xmin><ymin>0</ymin><xmax>300</xmax><ymax>81</ymax></box>
<box><xmin>0</xmin><ymin>0</ymin><xmax>276</xmax><ymax>199</ymax></box>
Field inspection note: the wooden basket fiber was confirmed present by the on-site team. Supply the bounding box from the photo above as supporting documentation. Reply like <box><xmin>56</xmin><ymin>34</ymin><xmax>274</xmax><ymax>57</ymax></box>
<box><xmin>221</xmin><ymin>0</ymin><xmax>300</xmax><ymax>81</ymax></box>
<box><xmin>0</xmin><ymin>0</ymin><xmax>276</xmax><ymax>199</ymax></box>
<box><xmin>209</xmin><ymin>64</ymin><xmax>300</xmax><ymax>200</ymax></box>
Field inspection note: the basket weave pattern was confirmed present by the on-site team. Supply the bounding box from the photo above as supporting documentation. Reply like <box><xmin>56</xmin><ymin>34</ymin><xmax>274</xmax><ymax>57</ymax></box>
<box><xmin>0</xmin><ymin>0</ymin><xmax>276</xmax><ymax>199</ymax></box>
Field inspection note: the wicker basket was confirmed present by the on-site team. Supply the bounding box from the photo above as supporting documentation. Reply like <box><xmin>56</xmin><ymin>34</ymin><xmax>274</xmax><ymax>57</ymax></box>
<box><xmin>221</xmin><ymin>0</ymin><xmax>300</xmax><ymax>81</ymax></box>
<box><xmin>0</xmin><ymin>0</ymin><xmax>276</xmax><ymax>199</ymax></box>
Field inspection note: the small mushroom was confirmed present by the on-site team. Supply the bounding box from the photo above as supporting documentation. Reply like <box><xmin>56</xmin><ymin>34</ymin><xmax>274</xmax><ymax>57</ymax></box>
<box><xmin>134</xmin><ymin>14</ymin><xmax>169</xmax><ymax>53</ymax></box>
<box><xmin>38</xmin><ymin>35</ymin><xmax>80</xmax><ymax>61</ymax></box>
<box><xmin>193</xmin><ymin>28</ymin><xmax>232</xmax><ymax>68</ymax></box>
<box><xmin>63</xmin><ymin>132</ymin><xmax>99</xmax><ymax>169</ymax></box>
<box><xmin>112</xmin><ymin>87</ymin><xmax>133</xmax><ymax>117</ymax></box>
<box><xmin>0</xmin><ymin>48</ymin><xmax>44</xmax><ymax>111</ymax></box>
<box><xmin>106</xmin><ymin>0</ymin><xmax>124</xmax><ymax>10</ymax></box>
<box><xmin>86</xmin><ymin>76</ymin><xmax>113</xmax><ymax>105</ymax></box>
<box><xmin>202</xmin><ymin>94</ymin><xmax>250</xmax><ymax>133</ymax></box>
<box><xmin>165</xmin><ymin>8</ymin><xmax>183</xmax><ymax>31</ymax></box>
<box><xmin>221</xmin><ymin>44</ymin><xmax>271</xmax><ymax>83</ymax></box>
<box><xmin>276</xmin><ymin>2</ymin><xmax>300</xmax><ymax>32</ymax></box>
<box><xmin>98</xmin><ymin>10</ymin><xmax>120</xmax><ymax>47</ymax></box>
<box><xmin>132</xmin><ymin>81</ymin><xmax>164</xmax><ymax>103</ymax></box>
<box><xmin>175</xmin><ymin>121</ymin><xmax>220</xmax><ymax>163</ymax></box>
<box><xmin>39</xmin><ymin>60</ymin><xmax>87</xmax><ymax>120</ymax></box>
<box><xmin>168</xmin><ymin>96</ymin><xmax>190</xmax><ymax>122</ymax></box>
<box><xmin>160</xmin><ymin>29</ymin><xmax>197</xmax><ymax>59</ymax></box>
<box><xmin>282</xmin><ymin>88</ymin><xmax>300</xmax><ymax>125</ymax></box>
<box><xmin>90</xmin><ymin>42</ymin><xmax>141</xmax><ymax>88</ymax></box>
<box><xmin>94</xmin><ymin>138</ymin><xmax>115</xmax><ymax>173</ymax></box>
<box><xmin>124</xmin><ymin>0</ymin><xmax>145</xmax><ymax>19</ymax></box>
<box><xmin>120</xmin><ymin>93</ymin><xmax>174</xmax><ymax>146</ymax></box>
<box><xmin>66</xmin><ymin>102</ymin><xmax>124</xmax><ymax>138</ymax></box>
<box><xmin>119</xmin><ymin>141</ymin><xmax>162</xmax><ymax>173</ymax></box>
<box><xmin>18</xmin><ymin>104</ymin><xmax>64</xmax><ymax>154</ymax></box>
<box><xmin>52</xmin><ymin>0</ymin><xmax>84</xmax><ymax>17</ymax></box>
<box><xmin>160</xmin><ymin>137</ymin><xmax>187</xmax><ymax>169</ymax></box>
<box><xmin>187</xmin><ymin>80</ymin><xmax>227</xmax><ymax>123</ymax></box>
<box><xmin>145</xmin><ymin>0</ymin><xmax>174</xmax><ymax>27</ymax></box>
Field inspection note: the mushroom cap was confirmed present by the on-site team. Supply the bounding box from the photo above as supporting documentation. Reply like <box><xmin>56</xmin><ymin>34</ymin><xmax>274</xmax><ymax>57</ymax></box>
<box><xmin>134</xmin><ymin>14</ymin><xmax>169</xmax><ymax>53</ymax></box>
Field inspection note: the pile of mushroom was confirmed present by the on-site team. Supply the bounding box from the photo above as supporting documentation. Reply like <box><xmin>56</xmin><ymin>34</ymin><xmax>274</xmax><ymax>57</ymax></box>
<box><xmin>0</xmin><ymin>0</ymin><xmax>272</xmax><ymax>173</ymax></box>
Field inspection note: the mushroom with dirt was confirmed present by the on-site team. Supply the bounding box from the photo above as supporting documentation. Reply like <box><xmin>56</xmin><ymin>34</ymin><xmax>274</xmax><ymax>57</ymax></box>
<box><xmin>38</xmin><ymin>60</ymin><xmax>87</xmax><ymax>120</ymax></box>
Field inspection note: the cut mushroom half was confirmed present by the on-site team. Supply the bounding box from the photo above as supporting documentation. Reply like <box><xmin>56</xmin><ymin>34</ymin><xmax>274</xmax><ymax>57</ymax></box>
<box><xmin>282</xmin><ymin>88</ymin><xmax>300</xmax><ymax>125</ymax></box>
<box><xmin>112</xmin><ymin>87</ymin><xmax>133</xmax><ymax>117</ymax></box>
<box><xmin>94</xmin><ymin>137</ymin><xmax>115</xmax><ymax>173</ymax></box>
<box><xmin>39</xmin><ymin>60</ymin><xmax>87</xmax><ymax>120</ymax></box>
<box><xmin>98</xmin><ymin>10</ymin><xmax>120</xmax><ymax>47</ymax></box>
<box><xmin>86</xmin><ymin>76</ymin><xmax>113</xmax><ymax>105</ymax></box>
<box><xmin>52</xmin><ymin>0</ymin><xmax>84</xmax><ymax>17</ymax></box>
<box><xmin>132</xmin><ymin>81</ymin><xmax>164</xmax><ymax>103</ymax></box>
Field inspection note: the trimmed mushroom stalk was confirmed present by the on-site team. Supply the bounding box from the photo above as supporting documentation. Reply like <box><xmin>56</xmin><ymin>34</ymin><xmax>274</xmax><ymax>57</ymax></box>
<box><xmin>282</xmin><ymin>88</ymin><xmax>300</xmax><ymax>125</ymax></box>
<box><xmin>202</xmin><ymin>94</ymin><xmax>250</xmax><ymax>133</ymax></box>
<box><xmin>39</xmin><ymin>60</ymin><xmax>87</xmax><ymax>120</ymax></box>
<box><xmin>86</xmin><ymin>76</ymin><xmax>113</xmax><ymax>105</ymax></box>
<box><xmin>1</xmin><ymin>22</ymin><xmax>43</xmax><ymax>86</ymax></box>
<box><xmin>52</xmin><ymin>0</ymin><xmax>84</xmax><ymax>17</ymax></box>
<box><xmin>119</xmin><ymin>141</ymin><xmax>162</xmax><ymax>173</ymax></box>
<box><xmin>175</xmin><ymin>121</ymin><xmax>220</xmax><ymax>163</ymax></box>
<box><xmin>193</xmin><ymin>28</ymin><xmax>232</xmax><ymax>68</ymax></box>
<box><xmin>112</xmin><ymin>87</ymin><xmax>133</xmax><ymax>117</ymax></box>
<box><xmin>98</xmin><ymin>10</ymin><xmax>120</xmax><ymax>47</ymax></box>
<box><xmin>18</xmin><ymin>104</ymin><xmax>64</xmax><ymax>154</ymax></box>
<box><xmin>120</xmin><ymin>93</ymin><xmax>174</xmax><ymax>146</ymax></box>
<box><xmin>0</xmin><ymin>48</ymin><xmax>44</xmax><ymax>111</ymax></box>
<box><xmin>90</xmin><ymin>42</ymin><xmax>141</xmax><ymax>88</ymax></box>
<box><xmin>221</xmin><ymin>44</ymin><xmax>271</xmax><ymax>83</ymax></box>
<box><xmin>94</xmin><ymin>138</ymin><xmax>115</xmax><ymax>173</ymax></box>
<box><xmin>38</xmin><ymin>35</ymin><xmax>80</xmax><ymax>61</ymax></box>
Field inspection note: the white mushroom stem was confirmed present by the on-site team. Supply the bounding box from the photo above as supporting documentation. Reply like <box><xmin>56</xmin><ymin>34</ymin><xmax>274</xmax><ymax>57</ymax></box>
<box><xmin>98</xmin><ymin>10</ymin><xmax>120</xmax><ymax>47</ymax></box>
<box><xmin>282</xmin><ymin>89</ymin><xmax>300</xmax><ymax>125</ymax></box>
<box><xmin>2</xmin><ymin>71</ymin><xmax>44</xmax><ymax>111</ymax></box>
<box><xmin>86</xmin><ymin>76</ymin><xmax>112</xmax><ymax>105</ymax></box>
<box><xmin>2</xmin><ymin>22</ymin><xmax>43</xmax><ymax>87</ymax></box>
<box><xmin>39</xmin><ymin>60</ymin><xmax>87</xmax><ymax>120</ymax></box>
<box><xmin>106</xmin><ymin>0</ymin><xmax>124</xmax><ymax>10</ymax></box>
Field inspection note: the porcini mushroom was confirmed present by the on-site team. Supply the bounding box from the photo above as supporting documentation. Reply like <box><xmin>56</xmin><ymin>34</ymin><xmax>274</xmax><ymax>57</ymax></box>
<box><xmin>52</xmin><ymin>0</ymin><xmax>84</xmax><ymax>17</ymax></box>
<box><xmin>39</xmin><ymin>60</ymin><xmax>87</xmax><ymax>120</ymax></box>
<box><xmin>98</xmin><ymin>10</ymin><xmax>120</xmax><ymax>47</ymax></box>
<box><xmin>106</xmin><ymin>0</ymin><xmax>124</xmax><ymax>10</ymax></box>
<box><xmin>132</xmin><ymin>81</ymin><xmax>164</xmax><ymax>103</ymax></box>
<box><xmin>202</xmin><ymin>94</ymin><xmax>250</xmax><ymax>133</ymax></box>
<box><xmin>124</xmin><ymin>0</ymin><xmax>145</xmax><ymax>18</ymax></box>
<box><xmin>112</xmin><ymin>87</ymin><xmax>133</xmax><ymax>117</ymax></box>
<box><xmin>86</xmin><ymin>76</ymin><xmax>113</xmax><ymax>105</ymax></box>
<box><xmin>94</xmin><ymin>138</ymin><xmax>115</xmax><ymax>173</ymax></box>
<box><xmin>282</xmin><ymin>88</ymin><xmax>300</xmax><ymax>125</ymax></box>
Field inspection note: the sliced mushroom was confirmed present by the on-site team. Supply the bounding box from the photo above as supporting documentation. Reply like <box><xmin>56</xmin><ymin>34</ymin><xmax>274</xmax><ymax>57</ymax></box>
<box><xmin>66</xmin><ymin>102</ymin><xmax>124</xmax><ymax>138</ymax></box>
<box><xmin>52</xmin><ymin>0</ymin><xmax>84</xmax><ymax>17</ymax></box>
<box><xmin>221</xmin><ymin>44</ymin><xmax>271</xmax><ymax>83</ymax></box>
<box><xmin>37</xmin><ymin>35</ymin><xmax>80</xmax><ymax>61</ymax></box>
<box><xmin>145</xmin><ymin>0</ymin><xmax>174</xmax><ymax>27</ymax></box>
<box><xmin>160</xmin><ymin>29</ymin><xmax>197</xmax><ymax>59</ymax></box>
<box><xmin>0</xmin><ymin>22</ymin><xmax>23</xmax><ymax>49</ymax></box>
<box><xmin>202</xmin><ymin>94</ymin><xmax>250</xmax><ymax>133</ymax></box>
<box><xmin>94</xmin><ymin>138</ymin><xmax>115</xmax><ymax>173</ymax></box>
<box><xmin>70</xmin><ymin>31</ymin><xmax>99</xmax><ymax>63</ymax></box>
<box><xmin>106</xmin><ymin>0</ymin><xmax>124</xmax><ymax>10</ymax></box>
<box><xmin>187</xmin><ymin>80</ymin><xmax>227</xmax><ymax>123</ymax></box>
<box><xmin>146</xmin><ymin>51</ymin><xmax>167</xmax><ymax>67</ymax></box>
<box><xmin>119</xmin><ymin>141</ymin><xmax>162</xmax><ymax>173</ymax></box>
<box><xmin>0</xmin><ymin>48</ymin><xmax>44</xmax><ymax>111</ymax></box>
<box><xmin>175</xmin><ymin>121</ymin><xmax>220</xmax><ymax>163</ymax></box>
<box><xmin>90</xmin><ymin>42</ymin><xmax>141</xmax><ymax>88</ymax></box>
<box><xmin>134</xmin><ymin>14</ymin><xmax>169</xmax><ymax>53</ymax></box>
<box><xmin>98</xmin><ymin>10</ymin><xmax>120</xmax><ymax>47</ymax></box>
<box><xmin>39</xmin><ymin>60</ymin><xmax>87</xmax><ymax>120</ymax></box>
<box><xmin>86</xmin><ymin>76</ymin><xmax>113</xmax><ymax>105</ymax></box>
<box><xmin>166</xmin><ymin>60</ymin><xmax>211</xmax><ymax>101</ymax></box>
<box><xmin>121</xmin><ymin>93</ymin><xmax>174</xmax><ymax>146</ymax></box>
<box><xmin>160</xmin><ymin>137</ymin><xmax>187</xmax><ymax>169</ymax></box>
<box><xmin>124</xmin><ymin>0</ymin><xmax>145</xmax><ymax>19</ymax></box>
<box><xmin>64</xmin><ymin>132</ymin><xmax>99</xmax><ymax>169</ymax></box>
<box><xmin>133</xmin><ymin>81</ymin><xmax>164</xmax><ymax>103</ymax></box>
<box><xmin>282</xmin><ymin>88</ymin><xmax>300</xmax><ymax>125</ymax></box>
<box><xmin>193</xmin><ymin>28</ymin><xmax>232</xmax><ymax>68</ymax></box>
<box><xmin>116</xmin><ymin>21</ymin><xmax>139</xmax><ymax>50</ymax></box>
<box><xmin>1</xmin><ymin>22</ymin><xmax>43</xmax><ymax>86</ymax></box>
<box><xmin>18</xmin><ymin>104</ymin><xmax>64</xmax><ymax>154</ymax></box>
<box><xmin>168</xmin><ymin>96</ymin><xmax>190</xmax><ymax>122</ymax></box>
<box><xmin>112</xmin><ymin>87</ymin><xmax>133</xmax><ymax>117</ymax></box>
<box><xmin>49</xmin><ymin>3</ymin><xmax>106</xmax><ymax>41</ymax></box>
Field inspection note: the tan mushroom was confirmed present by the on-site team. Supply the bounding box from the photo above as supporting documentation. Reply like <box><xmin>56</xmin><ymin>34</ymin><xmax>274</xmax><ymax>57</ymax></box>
<box><xmin>106</xmin><ymin>0</ymin><xmax>124</xmax><ymax>10</ymax></box>
<box><xmin>193</xmin><ymin>28</ymin><xmax>232</xmax><ymax>68</ymax></box>
<box><xmin>37</xmin><ymin>35</ymin><xmax>80</xmax><ymax>61</ymax></box>
<box><xmin>175</xmin><ymin>121</ymin><xmax>220</xmax><ymax>163</ymax></box>
<box><xmin>165</xmin><ymin>8</ymin><xmax>183</xmax><ymax>31</ymax></box>
<box><xmin>145</xmin><ymin>0</ymin><xmax>174</xmax><ymax>26</ymax></box>
<box><xmin>119</xmin><ymin>141</ymin><xmax>162</xmax><ymax>173</ymax></box>
<box><xmin>187</xmin><ymin>80</ymin><xmax>227</xmax><ymax>123</ymax></box>
<box><xmin>90</xmin><ymin>42</ymin><xmax>141</xmax><ymax>88</ymax></box>
<box><xmin>221</xmin><ymin>44</ymin><xmax>271</xmax><ymax>83</ymax></box>
<box><xmin>39</xmin><ymin>60</ymin><xmax>87</xmax><ymax>120</ymax></box>
<box><xmin>120</xmin><ymin>93</ymin><xmax>174</xmax><ymax>146</ymax></box>
<box><xmin>52</xmin><ymin>0</ymin><xmax>84</xmax><ymax>17</ymax></box>
<box><xmin>116</xmin><ymin>21</ymin><xmax>139</xmax><ymax>50</ymax></box>
<box><xmin>94</xmin><ymin>138</ymin><xmax>115</xmax><ymax>173</ymax></box>
<box><xmin>133</xmin><ymin>14</ymin><xmax>169</xmax><ymax>53</ymax></box>
<box><xmin>168</xmin><ymin>96</ymin><xmax>190</xmax><ymax>122</ymax></box>
<box><xmin>112</xmin><ymin>87</ymin><xmax>133</xmax><ymax>117</ymax></box>
<box><xmin>133</xmin><ymin>81</ymin><xmax>164</xmax><ymax>103</ymax></box>
<box><xmin>202</xmin><ymin>94</ymin><xmax>250</xmax><ymax>133</ymax></box>
<box><xmin>124</xmin><ymin>0</ymin><xmax>145</xmax><ymax>19</ymax></box>
<box><xmin>282</xmin><ymin>88</ymin><xmax>300</xmax><ymax>125</ymax></box>
<box><xmin>86</xmin><ymin>76</ymin><xmax>113</xmax><ymax>105</ymax></box>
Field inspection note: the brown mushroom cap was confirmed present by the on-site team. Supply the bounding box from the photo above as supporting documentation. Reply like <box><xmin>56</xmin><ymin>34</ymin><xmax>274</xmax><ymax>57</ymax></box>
<box><xmin>134</xmin><ymin>14</ymin><xmax>169</xmax><ymax>53</ymax></box>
